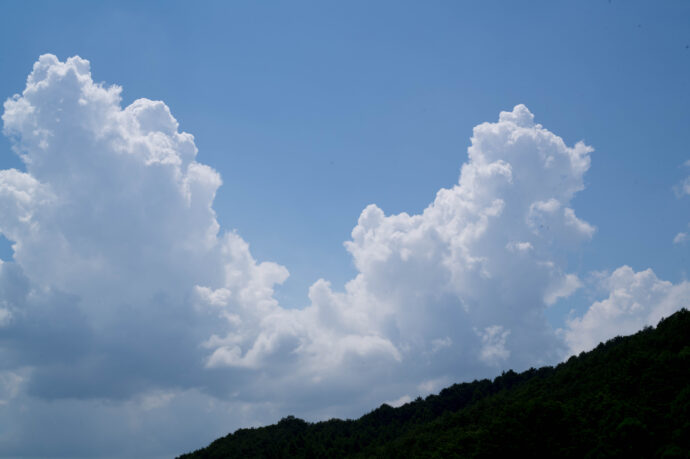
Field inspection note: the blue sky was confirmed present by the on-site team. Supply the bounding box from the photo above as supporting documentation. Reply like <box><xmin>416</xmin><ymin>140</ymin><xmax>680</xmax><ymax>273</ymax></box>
<box><xmin>0</xmin><ymin>1</ymin><xmax>689</xmax><ymax>457</ymax></box>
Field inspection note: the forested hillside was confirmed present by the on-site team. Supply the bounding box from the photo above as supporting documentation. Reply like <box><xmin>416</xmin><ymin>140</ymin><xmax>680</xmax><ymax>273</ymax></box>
<box><xmin>179</xmin><ymin>309</ymin><xmax>690</xmax><ymax>458</ymax></box>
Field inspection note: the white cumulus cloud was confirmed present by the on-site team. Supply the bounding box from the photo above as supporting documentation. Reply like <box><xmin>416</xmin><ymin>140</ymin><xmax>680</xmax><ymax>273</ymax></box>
<box><xmin>2</xmin><ymin>54</ymin><xmax>688</xmax><ymax>458</ymax></box>
<box><xmin>196</xmin><ymin>102</ymin><xmax>597</xmax><ymax>386</ymax></box>
<box><xmin>564</xmin><ymin>266</ymin><xmax>690</xmax><ymax>355</ymax></box>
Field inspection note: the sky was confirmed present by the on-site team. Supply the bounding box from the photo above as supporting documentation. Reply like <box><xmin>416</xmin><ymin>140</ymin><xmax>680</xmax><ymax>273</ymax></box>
<box><xmin>0</xmin><ymin>1</ymin><xmax>689</xmax><ymax>457</ymax></box>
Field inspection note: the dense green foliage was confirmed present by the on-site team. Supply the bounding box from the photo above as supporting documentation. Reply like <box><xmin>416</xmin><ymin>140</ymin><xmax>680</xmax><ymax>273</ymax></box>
<box><xmin>179</xmin><ymin>309</ymin><xmax>690</xmax><ymax>458</ymax></box>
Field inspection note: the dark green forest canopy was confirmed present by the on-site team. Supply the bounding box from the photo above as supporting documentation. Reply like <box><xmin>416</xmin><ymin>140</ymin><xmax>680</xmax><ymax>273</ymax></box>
<box><xmin>179</xmin><ymin>309</ymin><xmax>690</xmax><ymax>458</ymax></box>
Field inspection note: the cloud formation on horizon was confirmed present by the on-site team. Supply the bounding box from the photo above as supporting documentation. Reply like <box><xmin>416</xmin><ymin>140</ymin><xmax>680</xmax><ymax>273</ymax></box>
<box><xmin>1</xmin><ymin>55</ymin><xmax>688</xmax><ymax>457</ymax></box>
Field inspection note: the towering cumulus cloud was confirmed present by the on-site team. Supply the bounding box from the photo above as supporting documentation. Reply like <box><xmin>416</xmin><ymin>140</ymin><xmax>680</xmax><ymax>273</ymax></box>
<box><xmin>196</xmin><ymin>103</ymin><xmax>596</xmax><ymax>387</ymax></box>
<box><xmin>1</xmin><ymin>55</ymin><xmax>688</xmax><ymax>457</ymax></box>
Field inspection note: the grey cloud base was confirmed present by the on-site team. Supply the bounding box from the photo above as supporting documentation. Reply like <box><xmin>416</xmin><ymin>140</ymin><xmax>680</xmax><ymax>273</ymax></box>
<box><xmin>0</xmin><ymin>55</ymin><xmax>688</xmax><ymax>458</ymax></box>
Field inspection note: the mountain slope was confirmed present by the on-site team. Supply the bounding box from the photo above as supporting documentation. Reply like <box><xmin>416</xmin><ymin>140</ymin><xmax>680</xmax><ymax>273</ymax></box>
<box><xmin>179</xmin><ymin>309</ymin><xmax>690</xmax><ymax>458</ymax></box>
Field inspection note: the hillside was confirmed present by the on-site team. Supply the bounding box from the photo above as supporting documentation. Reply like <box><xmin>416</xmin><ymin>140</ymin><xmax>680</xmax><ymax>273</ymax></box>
<box><xmin>179</xmin><ymin>309</ymin><xmax>690</xmax><ymax>458</ymax></box>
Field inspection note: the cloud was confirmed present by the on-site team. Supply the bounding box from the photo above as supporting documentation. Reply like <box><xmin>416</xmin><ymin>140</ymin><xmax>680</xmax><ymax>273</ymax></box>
<box><xmin>563</xmin><ymin>266</ymin><xmax>690</xmax><ymax>355</ymax></box>
<box><xmin>544</xmin><ymin>273</ymin><xmax>582</xmax><ymax>306</ymax></box>
<box><xmin>675</xmin><ymin>160</ymin><xmax>690</xmax><ymax>197</ymax></box>
<box><xmin>197</xmin><ymin>102</ymin><xmax>597</xmax><ymax>388</ymax></box>
<box><xmin>1</xmin><ymin>55</ymin><xmax>235</xmax><ymax>404</ymax></box>
<box><xmin>384</xmin><ymin>394</ymin><xmax>413</xmax><ymax>408</ymax></box>
<box><xmin>2</xmin><ymin>54</ymin><xmax>686</xmax><ymax>457</ymax></box>
<box><xmin>674</xmin><ymin>163</ymin><xmax>690</xmax><ymax>244</ymax></box>
<box><xmin>476</xmin><ymin>325</ymin><xmax>511</xmax><ymax>366</ymax></box>
<box><xmin>0</xmin><ymin>388</ymin><xmax>282</xmax><ymax>459</ymax></box>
